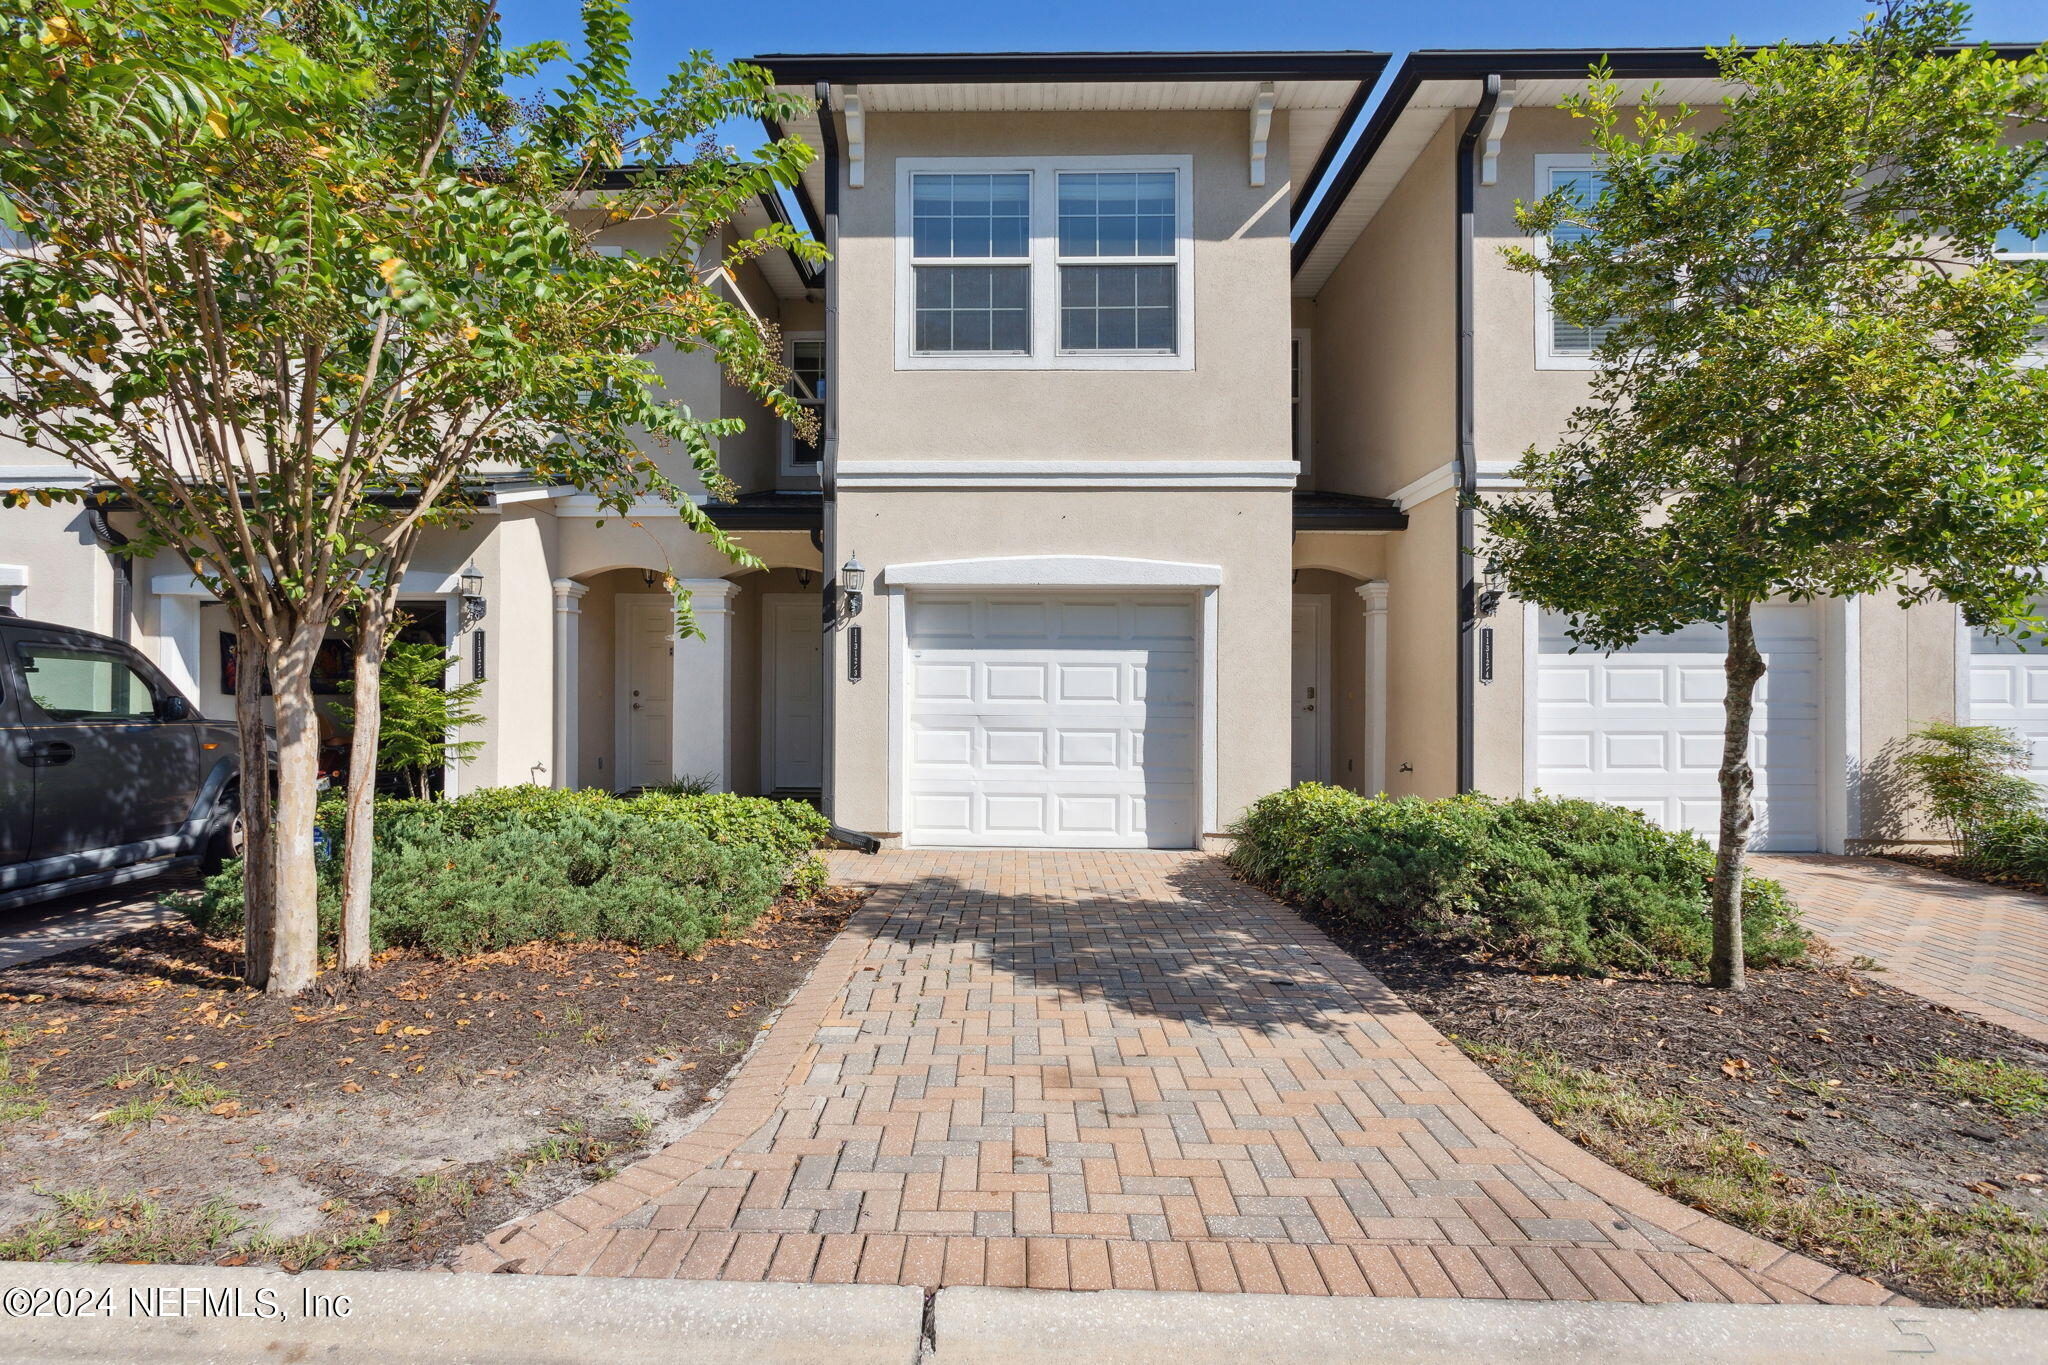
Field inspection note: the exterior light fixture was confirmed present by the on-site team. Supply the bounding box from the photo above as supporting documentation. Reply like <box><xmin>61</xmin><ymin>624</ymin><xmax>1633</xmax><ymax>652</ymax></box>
<box><xmin>459</xmin><ymin>561</ymin><xmax>488</xmax><ymax>630</ymax></box>
<box><xmin>823</xmin><ymin>551</ymin><xmax>866</xmax><ymax>631</ymax></box>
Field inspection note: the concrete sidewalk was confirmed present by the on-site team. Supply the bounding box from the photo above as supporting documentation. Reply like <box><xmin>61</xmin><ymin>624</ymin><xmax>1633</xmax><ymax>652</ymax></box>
<box><xmin>1</xmin><ymin>1262</ymin><xmax>2043</xmax><ymax>1364</ymax></box>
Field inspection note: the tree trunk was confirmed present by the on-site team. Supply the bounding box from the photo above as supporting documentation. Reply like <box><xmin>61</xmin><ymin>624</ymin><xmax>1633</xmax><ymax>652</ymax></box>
<box><xmin>264</xmin><ymin>621</ymin><xmax>328</xmax><ymax>996</ymax></box>
<box><xmin>1710</xmin><ymin>598</ymin><xmax>1767</xmax><ymax>991</ymax></box>
<box><xmin>338</xmin><ymin>598</ymin><xmax>396</xmax><ymax>976</ymax></box>
<box><xmin>232</xmin><ymin>619</ymin><xmax>275</xmax><ymax>990</ymax></box>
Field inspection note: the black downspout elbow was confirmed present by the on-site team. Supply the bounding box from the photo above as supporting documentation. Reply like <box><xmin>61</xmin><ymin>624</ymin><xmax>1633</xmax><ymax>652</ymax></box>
<box><xmin>1453</xmin><ymin>76</ymin><xmax>1501</xmax><ymax>796</ymax></box>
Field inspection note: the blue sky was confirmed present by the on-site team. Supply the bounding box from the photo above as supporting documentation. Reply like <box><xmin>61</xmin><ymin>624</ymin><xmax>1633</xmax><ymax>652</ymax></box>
<box><xmin>495</xmin><ymin>0</ymin><xmax>2045</xmax><ymax>224</ymax></box>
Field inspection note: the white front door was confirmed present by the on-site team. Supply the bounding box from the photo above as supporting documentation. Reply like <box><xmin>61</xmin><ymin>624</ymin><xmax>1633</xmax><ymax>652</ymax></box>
<box><xmin>764</xmin><ymin>595</ymin><xmax>823</xmax><ymax>792</ymax></box>
<box><xmin>619</xmin><ymin>595</ymin><xmax>674</xmax><ymax>791</ymax></box>
<box><xmin>1291</xmin><ymin>597</ymin><xmax>1330</xmax><ymax>786</ymax></box>
<box><xmin>904</xmin><ymin>592</ymin><xmax>1199</xmax><ymax>849</ymax></box>
<box><xmin>1535</xmin><ymin>603</ymin><xmax>1823</xmax><ymax>851</ymax></box>
<box><xmin>1967</xmin><ymin>605</ymin><xmax>2048</xmax><ymax>789</ymax></box>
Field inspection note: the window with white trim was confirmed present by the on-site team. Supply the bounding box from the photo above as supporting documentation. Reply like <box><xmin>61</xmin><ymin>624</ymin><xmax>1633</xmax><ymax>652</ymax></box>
<box><xmin>896</xmin><ymin>156</ymin><xmax>1194</xmax><ymax>371</ymax></box>
<box><xmin>1996</xmin><ymin>175</ymin><xmax>2047</xmax><ymax>360</ymax></box>
<box><xmin>780</xmin><ymin>332</ymin><xmax>825</xmax><ymax>473</ymax></box>
<box><xmin>1532</xmin><ymin>157</ymin><xmax>1618</xmax><ymax>370</ymax></box>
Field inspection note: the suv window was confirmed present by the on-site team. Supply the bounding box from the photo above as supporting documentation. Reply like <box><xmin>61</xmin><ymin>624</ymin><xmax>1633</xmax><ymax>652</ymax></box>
<box><xmin>17</xmin><ymin>644</ymin><xmax>158</xmax><ymax>721</ymax></box>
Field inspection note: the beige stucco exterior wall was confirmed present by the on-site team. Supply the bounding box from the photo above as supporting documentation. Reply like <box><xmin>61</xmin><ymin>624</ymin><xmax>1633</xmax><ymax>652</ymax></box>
<box><xmin>1380</xmin><ymin>492</ymin><xmax>1459</xmax><ymax>798</ymax></box>
<box><xmin>1306</xmin><ymin>118</ymin><xmax>1457</xmax><ymax>501</ymax></box>
<box><xmin>827</xmin><ymin>486</ymin><xmax>1291</xmax><ymax>841</ymax></box>
<box><xmin>1858</xmin><ymin>596</ymin><xmax>1964</xmax><ymax>846</ymax></box>
<box><xmin>0</xmin><ymin>500</ymin><xmax>121</xmax><ymax>637</ymax></box>
<box><xmin>833</xmin><ymin>109</ymin><xmax>1294</xmax><ymax>464</ymax></box>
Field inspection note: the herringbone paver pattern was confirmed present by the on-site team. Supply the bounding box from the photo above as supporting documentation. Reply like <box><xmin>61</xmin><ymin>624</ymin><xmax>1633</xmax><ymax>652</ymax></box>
<box><xmin>454</xmin><ymin>851</ymin><xmax>1889</xmax><ymax>1303</ymax></box>
<box><xmin>1756</xmin><ymin>854</ymin><xmax>2048</xmax><ymax>1045</ymax></box>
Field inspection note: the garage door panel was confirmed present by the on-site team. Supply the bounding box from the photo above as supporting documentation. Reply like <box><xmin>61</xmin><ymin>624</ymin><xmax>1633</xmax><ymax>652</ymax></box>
<box><xmin>907</xmin><ymin>592</ymin><xmax>1199</xmax><ymax>848</ymax></box>
<box><xmin>1537</xmin><ymin>606</ymin><xmax>1821</xmax><ymax>852</ymax></box>
<box><xmin>1968</xmin><ymin>622</ymin><xmax>2048</xmax><ymax>789</ymax></box>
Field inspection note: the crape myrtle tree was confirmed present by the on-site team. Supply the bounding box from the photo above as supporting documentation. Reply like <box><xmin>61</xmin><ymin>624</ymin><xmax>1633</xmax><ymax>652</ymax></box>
<box><xmin>1484</xmin><ymin>1</ymin><xmax>2048</xmax><ymax>990</ymax></box>
<box><xmin>0</xmin><ymin>0</ymin><xmax>824</xmax><ymax>994</ymax></box>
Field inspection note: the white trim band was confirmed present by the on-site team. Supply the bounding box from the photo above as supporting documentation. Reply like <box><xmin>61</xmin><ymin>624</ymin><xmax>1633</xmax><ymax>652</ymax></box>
<box><xmin>884</xmin><ymin>555</ymin><xmax>1223</xmax><ymax>589</ymax></box>
<box><xmin>837</xmin><ymin>461</ymin><xmax>1299</xmax><ymax>491</ymax></box>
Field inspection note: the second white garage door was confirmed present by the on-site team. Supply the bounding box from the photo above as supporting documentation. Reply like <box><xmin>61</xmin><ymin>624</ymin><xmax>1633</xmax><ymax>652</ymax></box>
<box><xmin>1968</xmin><ymin>607</ymin><xmax>2048</xmax><ymax>790</ymax></box>
<box><xmin>1535</xmin><ymin>604</ymin><xmax>1822</xmax><ymax>851</ymax></box>
<box><xmin>904</xmin><ymin>592</ymin><xmax>1199</xmax><ymax>848</ymax></box>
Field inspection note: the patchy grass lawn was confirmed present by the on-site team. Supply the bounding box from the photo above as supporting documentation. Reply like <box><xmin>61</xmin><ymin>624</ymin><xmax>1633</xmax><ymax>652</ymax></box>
<box><xmin>0</xmin><ymin>885</ymin><xmax>861</xmax><ymax>1271</ymax></box>
<box><xmin>1288</xmin><ymin>896</ymin><xmax>2048</xmax><ymax>1307</ymax></box>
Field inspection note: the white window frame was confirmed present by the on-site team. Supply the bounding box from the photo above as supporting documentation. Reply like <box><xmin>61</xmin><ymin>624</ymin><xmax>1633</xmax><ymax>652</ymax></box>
<box><xmin>894</xmin><ymin>154</ymin><xmax>1196</xmax><ymax>372</ymax></box>
<box><xmin>778</xmin><ymin>330</ymin><xmax>825</xmax><ymax>477</ymax></box>
<box><xmin>1531</xmin><ymin>154</ymin><xmax>1607</xmax><ymax>372</ymax></box>
<box><xmin>1290</xmin><ymin>327</ymin><xmax>1313</xmax><ymax>477</ymax></box>
<box><xmin>1995</xmin><ymin>201</ymin><xmax>2048</xmax><ymax>368</ymax></box>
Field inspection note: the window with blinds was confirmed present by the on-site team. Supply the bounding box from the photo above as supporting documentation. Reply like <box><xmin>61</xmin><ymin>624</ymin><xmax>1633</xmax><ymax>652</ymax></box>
<box><xmin>1546</xmin><ymin>164</ymin><xmax>1618</xmax><ymax>357</ymax></box>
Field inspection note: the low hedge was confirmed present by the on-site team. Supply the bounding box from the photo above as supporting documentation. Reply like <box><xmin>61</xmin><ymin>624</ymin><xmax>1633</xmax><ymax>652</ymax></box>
<box><xmin>1227</xmin><ymin>785</ymin><xmax>1807</xmax><ymax>978</ymax></box>
<box><xmin>180</xmin><ymin>787</ymin><xmax>831</xmax><ymax>958</ymax></box>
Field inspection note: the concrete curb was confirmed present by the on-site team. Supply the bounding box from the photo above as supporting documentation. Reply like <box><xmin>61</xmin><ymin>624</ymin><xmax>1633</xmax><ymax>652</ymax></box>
<box><xmin>0</xmin><ymin>1261</ymin><xmax>926</xmax><ymax>1364</ymax></box>
<box><xmin>933</xmin><ymin>1286</ymin><xmax>2048</xmax><ymax>1364</ymax></box>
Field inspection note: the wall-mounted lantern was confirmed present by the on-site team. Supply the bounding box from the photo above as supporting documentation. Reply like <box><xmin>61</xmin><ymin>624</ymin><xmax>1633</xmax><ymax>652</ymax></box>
<box><xmin>459</xmin><ymin>561</ymin><xmax>488</xmax><ymax>630</ymax></box>
<box><xmin>824</xmin><ymin>552</ymin><xmax>865</xmax><ymax>631</ymax></box>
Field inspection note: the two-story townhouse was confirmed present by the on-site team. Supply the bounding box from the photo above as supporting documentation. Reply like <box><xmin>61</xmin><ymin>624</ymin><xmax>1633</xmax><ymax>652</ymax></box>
<box><xmin>754</xmin><ymin>50</ymin><xmax>1391</xmax><ymax>848</ymax></box>
<box><xmin>10</xmin><ymin>44</ymin><xmax>2038</xmax><ymax>860</ymax></box>
<box><xmin>1293</xmin><ymin>47</ymin><xmax>2046</xmax><ymax>854</ymax></box>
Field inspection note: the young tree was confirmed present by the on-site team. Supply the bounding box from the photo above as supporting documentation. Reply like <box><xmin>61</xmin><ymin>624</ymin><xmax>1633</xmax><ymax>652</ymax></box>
<box><xmin>335</xmin><ymin>637</ymin><xmax>483</xmax><ymax>800</ymax></box>
<box><xmin>0</xmin><ymin>0</ymin><xmax>822</xmax><ymax>993</ymax></box>
<box><xmin>1485</xmin><ymin>2</ymin><xmax>2048</xmax><ymax>989</ymax></box>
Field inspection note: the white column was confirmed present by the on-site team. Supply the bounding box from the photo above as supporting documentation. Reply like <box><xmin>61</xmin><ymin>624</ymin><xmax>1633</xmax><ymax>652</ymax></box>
<box><xmin>0</xmin><ymin>564</ymin><xmax>25</xmax><ymax>616</ymax></box>
<box><xmin>552</xmin><ymin>578</ymin><xmax>588</xmax><ymax>789</ymax></box>
<box><xmin>154</xmin><ymin>594</ymin><xmax>203</xmax><ymax>703</ymax></box>
<box><xmin>671</xmin><ymin>578</ymin><xmax>739</xmax><ymax>792</ymax></box>
<box><xmin>1356</xmin><ymin>580</ymin><xmax>1390</xmax><ymax>795</ymax></box>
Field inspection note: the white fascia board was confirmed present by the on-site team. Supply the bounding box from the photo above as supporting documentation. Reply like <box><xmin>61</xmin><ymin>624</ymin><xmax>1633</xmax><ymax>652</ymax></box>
<box><xmin>836</xmin><ymin>460</ymin><xmax>1299</xmax><ymax>491</ymax></box>
<box><xmin>884</xmin><ymin>555</ymin><xmax>1223</xmax><ymax>589</ymax></box>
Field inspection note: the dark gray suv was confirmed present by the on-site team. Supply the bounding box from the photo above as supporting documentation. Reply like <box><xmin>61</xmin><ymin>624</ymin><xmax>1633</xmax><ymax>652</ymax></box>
<box><xmin>1</xmin><ymin>613</ymin><xmax>244</xmax><ymax>911</ymax></box>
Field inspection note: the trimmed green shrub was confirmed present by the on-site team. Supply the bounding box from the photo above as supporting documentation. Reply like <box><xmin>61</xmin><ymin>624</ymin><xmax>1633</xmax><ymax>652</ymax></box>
<box><xmin>1967</xmin><ymin>809</ymin><xmax>2048</xmax><ymax>884</ymax></box>
<box><xmin>1227</xmin><ymin>784</ymin><xmax>1807</xmax><ymax>978</ymax></box>
<box><xmin>1897</xmin><ymin>721</ymin><xmax>2038</xmax><ymax>858</ymax></box>
<box><xmin>182</xmin><ymin>786</ymin><xmax>831</xmax><ymax>957</ymax></box>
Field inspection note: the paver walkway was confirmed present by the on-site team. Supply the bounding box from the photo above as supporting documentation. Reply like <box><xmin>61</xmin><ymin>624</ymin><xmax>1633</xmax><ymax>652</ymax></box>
<box><xmin>1755</xmin><ymin>854</ymin><xmax>2048</xmax><ymax>1045</ymax></box>
<box><xmin>455</xmin><ymin>852</ymin><xmax>1886</xmax><ymax>1304</ymax></box>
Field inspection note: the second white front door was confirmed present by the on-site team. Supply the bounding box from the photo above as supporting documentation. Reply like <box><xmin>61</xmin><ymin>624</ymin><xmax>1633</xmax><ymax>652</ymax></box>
<box><xmin>764</xmin><ymin>594</ymin><xmax>823</xmax><ymax>792</ymax></box>
<box><xmin>619</xmin><ymin>595</ymin><xmax>674</xmax><ymax>791</ymax></box>
<box><xmin>1291</xmin><ymin>597</ymin><xmax>1330</xmax><ymax>786</ymax></box>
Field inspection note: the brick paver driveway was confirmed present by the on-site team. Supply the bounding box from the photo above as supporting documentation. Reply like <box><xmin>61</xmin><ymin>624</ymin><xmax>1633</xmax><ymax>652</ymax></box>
<box><xmin>457</xmin><ymin>851</ymin><xmax>1883</xmax><ymax>1304</ymax></box>
<box><xmin>1756</xmin><ymin>854</ymin><xmax>2048</xmax><ymax>1045</ymax></box>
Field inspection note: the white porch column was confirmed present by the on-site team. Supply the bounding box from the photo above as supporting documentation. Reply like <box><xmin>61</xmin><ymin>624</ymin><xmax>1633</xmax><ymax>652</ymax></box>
<box><xmin>671</xmin><ymin>578</ymin><xmax>739</xmax><ymax>792</ymax></box>
<box><xmin>147</xmin><ymin>575</ymin><xmax>212</xmax><ymax>704</ymax></box>
<box><xmin>1356</xmin><ymin>580</ymin><xmax>1390</xmax><ymax>795</ymax></box>
<box><xmin>0</xmin><ymin>564</ymin><xmax>26</xmax><ymax>616</ymax></box>
<box><xmin>551</xmin><ymin>578</ymin><xmax>588</xmax><ymax>789</ymax></box>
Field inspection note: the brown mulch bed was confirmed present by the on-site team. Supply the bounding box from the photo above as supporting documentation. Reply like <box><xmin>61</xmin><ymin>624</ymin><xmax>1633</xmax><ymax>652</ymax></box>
<box><xmin>0</xmin><ymin>887</ymin><xmax>862</xmax><ymax>1270</ymax></box>
<box><xmin>1288</xmin><ymin>901</ymin><xmax>2048</xmax><ymax>1233</ymax></box>
<box><xmin>1882</xmin><ymin>851</ymin><xmax>2048</xmax><ymax>900</ymax></box>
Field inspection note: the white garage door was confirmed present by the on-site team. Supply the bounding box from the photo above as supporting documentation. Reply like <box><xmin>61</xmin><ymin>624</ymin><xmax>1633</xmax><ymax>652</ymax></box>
<box><xmin>1535</xmin><ymin>604</ymin><xmax>1822</xmax><ymax>851</ymax></box>
<box><xmin>904</xmin><ymin>592</ymin><xmax>1199</xmax><ymax>848</ymax></box>
<box><xmin>1968</xmin><ymin>611</ymin><xmax>2048</xmax><ymax>789</ymax></box>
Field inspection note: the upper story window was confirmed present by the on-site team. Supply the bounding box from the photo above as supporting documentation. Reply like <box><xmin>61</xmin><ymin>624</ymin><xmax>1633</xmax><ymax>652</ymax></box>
<box><xmin>1533</xmin><ymin>157</ymin><xmax>1615</xmax><ymax>370</ymax></box>
<box><xmin>896</xmin><ymin>155</ymin><xmax>1194</xmax><ymax>371</ymax></box>
<box><xmin>781</xmin><ymin>333</ymin><xmax>826</xmax><ymax>473</ymax></box>
<box><xmin>1996</xmin><ymin>179</ymin><xmax>2047</xmax><ymax>360</ymax></box>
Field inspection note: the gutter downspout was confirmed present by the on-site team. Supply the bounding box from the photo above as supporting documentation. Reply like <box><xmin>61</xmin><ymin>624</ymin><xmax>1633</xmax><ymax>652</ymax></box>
<box><xmin>812</xmin><ymin>80</ymin><xmax>847</xmax><ymax>833</ymax></box>
<box><xmin>85</xmin><ymin>503</ymin><xmax>134</xmax><ymax>644</ymax></box>
<box><xmin>1454</xmin><ymin>75</ymin><xmax>1501</xmax><ymax>796</ymax></box>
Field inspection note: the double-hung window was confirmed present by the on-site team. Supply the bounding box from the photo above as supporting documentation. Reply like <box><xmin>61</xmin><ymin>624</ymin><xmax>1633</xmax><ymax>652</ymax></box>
<box><xmin>1996</xmin><ymin>177</ymin><xmax>2048</xmax><ymax>362</ymax></box>
<box><xmin>781</xmin><ymin>333</ymin><xmax>826</xmax><ymax>472</ymax></box>
<box><xmin>897</xmin><ymin>156</ymin><xmax>1194</xmax><ymax>370</ymax></box>
<box><xmin>1533</xmin><ymin>156</ymin><xmax>1617</xmax><ymax>369</ymax></box>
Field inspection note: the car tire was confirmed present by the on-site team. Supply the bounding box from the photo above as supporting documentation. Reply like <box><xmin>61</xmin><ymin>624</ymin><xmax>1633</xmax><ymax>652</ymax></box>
<box><xmin>200</xmin><ymin>788</ymin><xmax>241</xmax><ymax>876</ymax></box>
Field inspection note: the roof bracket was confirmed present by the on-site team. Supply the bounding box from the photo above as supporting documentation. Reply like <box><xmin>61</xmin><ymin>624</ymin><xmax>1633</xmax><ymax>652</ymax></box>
<box><xmin>1480</xmin><ymin>83</ymin><xmax>1517</xmax><ymax>187</ymax></box>
<box><xmin>842</xmin><ymin>86</ymin><xmax>866</xmax><ymax>189</ymax></box>
<box><xmin>1248</xmin><ymin>82</ymin><xmax>1276</xmax><ymax>187</ymax></box>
